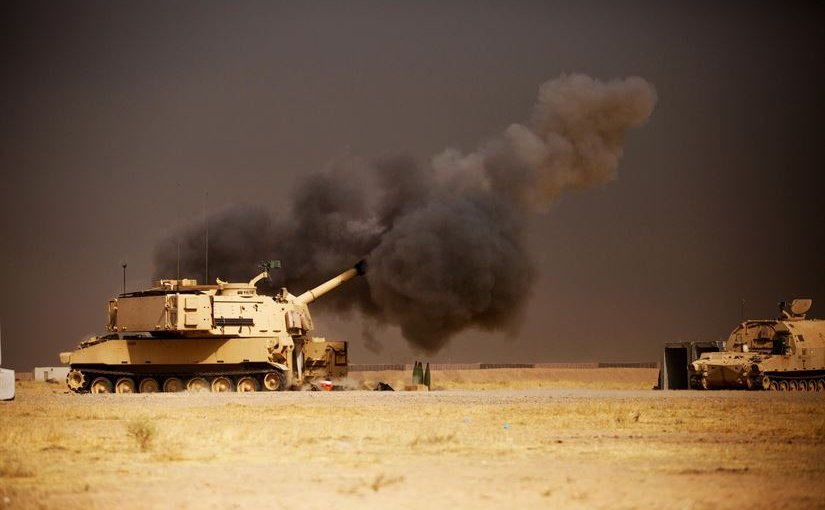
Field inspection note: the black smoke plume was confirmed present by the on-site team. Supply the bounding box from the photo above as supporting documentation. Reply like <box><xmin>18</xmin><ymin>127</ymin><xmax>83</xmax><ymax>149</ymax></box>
<box><xmin>154</xmin><ymin>74</ymin><xmax>657</xmax><ymax>352</ymax></box>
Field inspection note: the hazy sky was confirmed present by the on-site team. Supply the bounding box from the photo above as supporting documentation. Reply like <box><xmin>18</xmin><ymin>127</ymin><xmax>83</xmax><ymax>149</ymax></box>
<box><xmin>2</xmin><ymin>1</ymin><xmax>824</xmax><ymax>370</ymax></box>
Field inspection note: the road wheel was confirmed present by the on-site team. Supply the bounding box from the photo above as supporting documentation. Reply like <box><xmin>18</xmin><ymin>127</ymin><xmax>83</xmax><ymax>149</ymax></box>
<box><xmin>139</xmin><ymin>378</ymin><xmax>160</xmax><ymax>393</ymax></box>
<box><xmin>163</xmin><ymin>377</ymin><xmax>184</xmax><ymax>393</ymax></box>
<box><xmin>769</xmin><ymin>380</ymin><xmax>779</xmax><ymax>391</ymax></box>
<box><xmin>797</xmin><ymin>380</ymin><xmax>807</xmax><ymax>392</ymax></box>
<box><xmin>263</xmin><ymin>371</ymin><xmax>286</xmax><ymax>391</ymax></box>
<box><xmin>760</xmin><ymin>376</ymin><xmax>771</xmax><ymax>391</ymax></box>
<box><xmin>90</xmin><ymin>377</ymin><xmax>113</xmax><ymax>394</ymax></box>
<box><xmin>816</xmin><ymin>379</ymin><xmax>825</xmax><ymax>392</ymax></box>
<box><xmin>115</xmin><ymin>377</ymin><xmax>136</xmax><ymax>394</ymax></box>
<box><xmin>807</xmin><ymin>380</ymin><xmax>817</xmax><ymax>392</ymax></box>
<box><xmin>66</xmin><ymin>369</ymin><xmax>86</xmax><ymax>392</ymax></box>
<box><xmin>236</xmin><ymin>377</ymin><xmax>258</xmax><ymax>393</ymax></box>
<box><xmin>788</xmin><ymin>380</ymin><xmax>798</xmax><ymax>391</ymax></box>
<box><xmin>699</xmin><ymin>375</ymin><xmax>709</xmax><ymax>390</ymax></box>
<box><xmin>186</xmin><ymin>377</ymin><xmax>210</xmax><ymax>392</ymax></box>
<box><xmin>778</xmin><ymin>380</ymin><xmax>788</xmax><ymax>391</ymax></box>
<box><xmin>211</xmin><ymin>376</ymin><xmax>233</xmax><ymax>393</ymax></box>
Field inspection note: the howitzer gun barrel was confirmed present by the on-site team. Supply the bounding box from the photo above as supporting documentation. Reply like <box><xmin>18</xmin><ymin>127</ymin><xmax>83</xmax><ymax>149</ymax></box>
<box><xmin>295</xmin><ymin>260</ymin><xmax>366</xmax><ymax>305</ymax></box>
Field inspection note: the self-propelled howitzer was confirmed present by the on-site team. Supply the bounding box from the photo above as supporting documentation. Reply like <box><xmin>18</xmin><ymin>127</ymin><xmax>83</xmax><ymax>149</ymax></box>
<box><xmin>688</xmin><ymin>299</ymin><xmax>825</xmax><ymax>391</ymax></box>
<box><xmin>60</xmin><ymin>261</ymin><xmax>366</xmax><ymax>393</ymax></box>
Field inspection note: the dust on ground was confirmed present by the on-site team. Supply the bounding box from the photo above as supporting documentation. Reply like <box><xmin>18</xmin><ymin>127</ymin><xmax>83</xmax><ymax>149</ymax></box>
<box><xmin>1</xmin><ymin>369</ymin><xmax>824</xmax><ymax>509</ymax></box>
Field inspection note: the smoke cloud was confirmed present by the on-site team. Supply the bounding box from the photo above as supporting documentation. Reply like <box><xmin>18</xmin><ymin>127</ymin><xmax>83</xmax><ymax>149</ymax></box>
<box><xmin>154</xmin><ymin>74</ymin><xmax>657</xmax><ymax>352</ymax></box>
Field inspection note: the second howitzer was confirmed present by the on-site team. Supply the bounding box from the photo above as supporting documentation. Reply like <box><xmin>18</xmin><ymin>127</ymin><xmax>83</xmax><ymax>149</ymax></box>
<box><xmin>60</xmin><ymin>260</ymin><xmax>366</xmax><ymax>393</ymax></box>
<box><xmin>688</xmin><ymin>299</ymin><xmax>825</xmax><ymax>391</ymax></box>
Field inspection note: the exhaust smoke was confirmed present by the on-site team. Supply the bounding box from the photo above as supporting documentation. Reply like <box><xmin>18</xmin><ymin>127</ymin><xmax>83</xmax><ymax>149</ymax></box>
<box><xmin>154</xmin><ymin>74</ymin><xmax>657</xmax><ymax>353</ymax></box>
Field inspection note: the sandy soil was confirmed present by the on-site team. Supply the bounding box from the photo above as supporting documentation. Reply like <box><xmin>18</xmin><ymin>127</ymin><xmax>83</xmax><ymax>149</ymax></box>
<box><xmin>1</xmin><ymin>369</ymin><xmax>824</xmax><ymax>509</ymax></box>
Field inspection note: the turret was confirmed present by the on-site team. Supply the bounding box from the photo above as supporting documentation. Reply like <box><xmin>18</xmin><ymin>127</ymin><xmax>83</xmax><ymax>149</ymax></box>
<box><xmin>105</xmin><ymin>259</ymin><xmax>366</xmax><ymax>338</ymax></box>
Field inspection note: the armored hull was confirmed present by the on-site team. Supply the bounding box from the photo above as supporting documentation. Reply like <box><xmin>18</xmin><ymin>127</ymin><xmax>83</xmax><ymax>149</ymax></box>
<box><xmin>688</xmin><ymin>300</ymin><xmax>825</xmax><ymax>391</ymax></box>
<box><xmin>60</xmin><ymin>261</ymin><xmax>361</xmax><ymax>393</ymax></box>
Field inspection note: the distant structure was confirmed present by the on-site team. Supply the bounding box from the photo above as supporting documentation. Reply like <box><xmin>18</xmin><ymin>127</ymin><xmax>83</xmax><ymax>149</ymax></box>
<box><xmin>0</xmin><ymin>323</ymin><xmax>15</xmax><ymax>400</ymax></box>
<box><xmin>657</xmin><ymin>340</ymin><xmax>725</xmax><ymax>390</ymax></box>
<box><xmin>33</xmin><ymin>366</ymin><xmax>70</xmax><ymax>383</ymax></box>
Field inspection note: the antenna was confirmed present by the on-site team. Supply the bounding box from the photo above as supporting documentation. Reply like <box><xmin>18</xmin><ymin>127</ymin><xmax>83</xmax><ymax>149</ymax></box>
<box><xmin>204</xmin><ymin>190</ymin><xmax>209</xmax><ymax>284</ymax></box>
<box><xmin>176</xmin><ymin>181</ymin><xmax>180</xmax><ymax>281</ymax></box>
<box><xmin>740</xmin><ymin>298</ymin><xmax>745</xmax><ymax>322</ymax></box>
<box><xmin>122</xmin><ymin>262</ymin><xmax>127</xmax><ymax>294</ymax></box>
<box><xmin>177</xmin><ymin>237</ymin><xmax>181</xmax><ymax>281</ymax></box>
<box><xmin>0</xmin><ymin>320</ymin><xmax>3</xmax><ymax>366</ymax></box>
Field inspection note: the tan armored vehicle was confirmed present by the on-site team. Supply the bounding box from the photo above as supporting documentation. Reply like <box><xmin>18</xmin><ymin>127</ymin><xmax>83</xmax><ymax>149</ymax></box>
<box><xmin>60</xmin><ymin>261</ymin><xmax>365</xmax><ymax>393</ymax></box>
<box><xmin>688</xmin><ymin>299</ymin><xmax>825</xmax><ymax>391</ymax></box>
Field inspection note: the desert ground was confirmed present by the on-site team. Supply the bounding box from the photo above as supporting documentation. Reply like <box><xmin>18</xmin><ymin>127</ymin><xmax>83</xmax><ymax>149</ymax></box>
<box><xmin>1</xmin><ymin>368</ymin><xmax>824</xmax><ymax>509</ymax></box>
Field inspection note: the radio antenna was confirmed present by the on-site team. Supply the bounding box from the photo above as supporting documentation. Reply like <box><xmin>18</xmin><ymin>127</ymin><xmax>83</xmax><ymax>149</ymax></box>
<box><xmin>176</xmin><ymin>181</ymin><xmax>181</xmax><ymax>281</ymax></box>
<box><xmin>204</xmin><ymin>190</ymin><xmax>209</xmax><ymax>284</ymax></box>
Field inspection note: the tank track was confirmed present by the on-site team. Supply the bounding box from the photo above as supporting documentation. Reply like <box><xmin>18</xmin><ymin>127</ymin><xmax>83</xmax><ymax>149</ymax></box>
<box><xmin>762</xmin><ymin>372</ymin><xmax>825</xmax><ymax>392</ymax></box>
<box><xmin>690</xmin><ymin>371</ymin><xmax>825</xmax><ymax>391</ymax></box>
<box><xmin>66</xmin><ymin>365</ymin><xmax>289</xmax><ymax>394</ymax></box>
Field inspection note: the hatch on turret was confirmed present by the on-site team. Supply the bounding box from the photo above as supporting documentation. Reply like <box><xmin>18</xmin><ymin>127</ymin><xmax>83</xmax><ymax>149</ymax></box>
<box><xmin>781</xmin><ymin>299</ymin><xmax>812</xmax><ymax>320</ymax></box>
<box><xmin>790</xmin><ymin>299</ymin><xmax>812</xmax><ymax>316</ymax></box>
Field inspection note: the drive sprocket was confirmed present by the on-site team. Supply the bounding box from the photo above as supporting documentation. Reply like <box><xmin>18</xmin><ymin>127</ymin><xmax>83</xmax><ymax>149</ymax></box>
<box><xmin>66</xmin><ymin>369</ymin><xmax>86</xmax><ymax>392</ymax></box>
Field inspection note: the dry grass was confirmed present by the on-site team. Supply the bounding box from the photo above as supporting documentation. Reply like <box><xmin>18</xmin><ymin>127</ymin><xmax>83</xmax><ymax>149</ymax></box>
<box><xmin>126</xmin><ymin>418</ymin><xmax>157</xmax><ymax>452</ymax></box>
<box><xmin>0</xmin><ymin>456</ymin><xmax>34</xmax><ymax>479</ymax></box>
<box><xmin>0</xmin><ymin>370</ymin><xmax>823</xmax><ymax>509</ymax></box>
